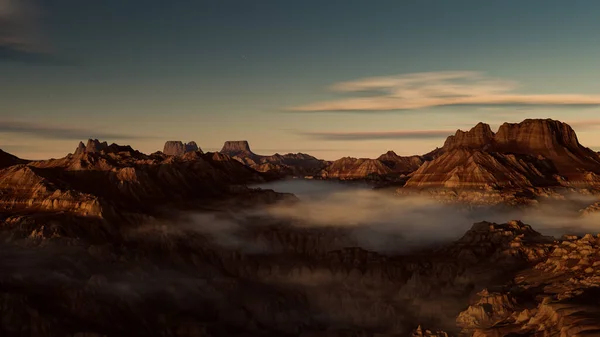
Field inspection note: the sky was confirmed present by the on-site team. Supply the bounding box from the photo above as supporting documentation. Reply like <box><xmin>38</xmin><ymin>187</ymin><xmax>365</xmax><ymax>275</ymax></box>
<box><xmin>2</xmin><ymin>0</ymin><xmax>600</xmax><ymax>160</ymax></box>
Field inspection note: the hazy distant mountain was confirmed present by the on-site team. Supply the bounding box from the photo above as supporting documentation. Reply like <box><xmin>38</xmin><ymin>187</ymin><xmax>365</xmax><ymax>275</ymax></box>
<box><xmin>220</xmin><ymin>140</ymin><xmax>328</xmax><ymax>177</ymax></box>
<box><xmin>163</xmin><ymin>141</ymin><xmax>202</xmax><ymax>156</ymax></box>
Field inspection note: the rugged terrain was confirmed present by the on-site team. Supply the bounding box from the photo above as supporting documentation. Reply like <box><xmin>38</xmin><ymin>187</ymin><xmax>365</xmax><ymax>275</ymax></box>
<box><xmin>397</xmin><ymin>119</ymin><xmax>600</xmax><ymax>205</ymax></box>
<box><xmin>220</xmin><ymin>140</ymin><xmax>328</xmax><ymax>178</ymax></box>
<box><xmin>319</xmin><ymin>151</ymin><xmax>423</xmax><ymax>180</ymax></box>
<box><xmin>1</xmin><ymin>119</ymin><xmax>600</xmax><ymax>336</ymax></box>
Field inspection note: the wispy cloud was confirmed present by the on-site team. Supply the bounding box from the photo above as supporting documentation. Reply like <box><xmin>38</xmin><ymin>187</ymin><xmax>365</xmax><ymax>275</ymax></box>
<box><xmin>0</xmin><ymin>121</ymin><xmax>153</xmax><ymax>140</ymax></box>
<box><xmin>288</xmin><ymin>71</ymin><xmax>600</xmax><ymax>112</ymax></box>
<box><xmin>298</xmin><ymin>130</ymin><xmax>452</xmax><ymax>141</ymax></box>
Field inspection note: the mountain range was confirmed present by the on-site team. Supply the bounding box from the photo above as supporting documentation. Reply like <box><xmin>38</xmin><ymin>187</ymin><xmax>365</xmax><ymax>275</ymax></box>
<box><xmin>1</xmin><ymin>118</ymin><xmax>600</xmax><ymax>336</ymax></box>
<box><xmin>3</xmin><ymin>119</ymin><xmax>600</xmax><ymax>208</ymax></box>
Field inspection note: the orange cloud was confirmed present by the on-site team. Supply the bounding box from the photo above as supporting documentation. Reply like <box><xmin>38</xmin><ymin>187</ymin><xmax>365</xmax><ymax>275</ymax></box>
<box><xmin>288</xmin><ymin>71</ymin><xmax>600</xmax><ymax>112</ymax></box>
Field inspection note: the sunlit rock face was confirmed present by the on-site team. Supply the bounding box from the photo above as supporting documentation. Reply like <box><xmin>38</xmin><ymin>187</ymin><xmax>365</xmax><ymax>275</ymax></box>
<box><xmin>405</xmin><ymin>119</ymin><xmax>600</xmax><ymax>191</ymax></box>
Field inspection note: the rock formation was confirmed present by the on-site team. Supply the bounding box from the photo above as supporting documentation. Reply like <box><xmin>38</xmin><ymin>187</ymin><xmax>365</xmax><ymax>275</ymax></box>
<box><xmin>320</xmin><ymin>157</ymin><xmax>393</xmax><ymax>179</ymax></box>
<box><xmin>220</xmin><ymin>140</ymin><xmax>253</xmax><ymax>156</ymax></box>
<box><xmin>163</xmin><ymin>141</ymin><xmax>201</xmax><ymax>156</ymax></box>
<box><xmin>74</xmin><ymin>139</ymin><xmax>109</xmax><ymax>155</ymax></box>
<box><xmin>219</xmin><ymin>140</ymin><xmax>328</xmax><ymax>177</ymax></box>
<box><xmin>377</xmin><ymin>150</ymin><xmax>424</xmax><ymax>174</ymax></box>
<box><xmin>319</xmin><ymin>151</ymin><xmax>424</xmax><ymax>180</ymax></box>
<box><xmin>456</xmin><ymin>232</ymin><xmax>600</xmax><ymax>336</ymax></box>
<box><xmin>404</xmin><ymin>119</ymin><xmax>600</xmax><ymax>195</ymax></box>
<box><xmin>0</xmin><ymin>142</ymin><xmax>269</xmax><ymax>219</ymax></box>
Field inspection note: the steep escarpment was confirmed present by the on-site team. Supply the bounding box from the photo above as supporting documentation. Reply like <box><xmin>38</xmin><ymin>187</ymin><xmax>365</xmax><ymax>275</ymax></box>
<box><xmin>405</xmin><ymin>119</ymin><xmax>600</xmax><ymax>192</ymax></box>
<box><xmin>220</xmin><ymin>140</ymin><xmax>328</xmax><ymax>177</ymax></box>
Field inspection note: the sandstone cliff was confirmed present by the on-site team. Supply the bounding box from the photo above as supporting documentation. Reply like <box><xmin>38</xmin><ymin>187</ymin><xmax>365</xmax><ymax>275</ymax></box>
<box><xmin>405</xmin><ymin>119</ymin><xmax>600</xmax><ymax>191</ymax></box>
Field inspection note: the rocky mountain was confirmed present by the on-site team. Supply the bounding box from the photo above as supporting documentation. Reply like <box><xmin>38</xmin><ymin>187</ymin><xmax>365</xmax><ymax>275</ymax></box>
<box><xmin>377</xmin><ymin>150</ymin><xmax>424</xmax><ymax>174</ymax></box>
<box><xmin>0</xmin><ymin>141</ymin><xmax>277</xmax><ymax>221</ymax></box>
<box><xmin>220</xmin><ymin>140</ymin><xmax>328</xmax><ymax>177</ymax></box>
<box><xmin>404</xmin><ymin>119</ymin><xmax>600</xmax><ymax>194</ymax></box>
<box><xmin>163</xmin><ymin>141</ymin><xmax>201</xmax><ymax>156</ymax></box>
<box><xmin>319</xmin><ymin>151</ymin><xmax>424</xmax><ymax>180</ymax></box>
<box><xmin>320</xmin><ymin>157</ymin><xmax>393</xmax><ymax>179</ymax></box>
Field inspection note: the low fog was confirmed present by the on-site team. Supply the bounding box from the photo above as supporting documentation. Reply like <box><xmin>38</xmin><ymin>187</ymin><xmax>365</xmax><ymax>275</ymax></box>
<box><xmin>131</xmin><ymin>179</ymin><xmax>600</xmax><ymax>254</ymax></box>
<box><xmin>244</xmin><ymin>180</ymin><xmax>600</xmax><ymax>252</ymax></box>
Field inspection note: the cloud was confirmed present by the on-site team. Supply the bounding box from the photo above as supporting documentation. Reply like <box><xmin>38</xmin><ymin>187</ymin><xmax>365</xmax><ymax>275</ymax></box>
<box><xmin>288</xmin><ymin>71</ymin><xmax>600</xmax><ymax>112</ymax></box>
<box><xmin>251</xmin><ymin>180</ymin><xmax>600</xmax><ymax>252</ymax></box>
<box><xmin>0</xmin><ymin>120</ymin><xmax>154</xmax><ymax>140</ymax></box>
<box><xmin>298</xmin><ymin>130</ymin><xmax>452</xmax><ymax>141</ymax></box>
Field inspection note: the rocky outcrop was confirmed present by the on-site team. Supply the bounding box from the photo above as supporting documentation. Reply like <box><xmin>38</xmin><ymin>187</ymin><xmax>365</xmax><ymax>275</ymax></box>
<box><xmin>320</xmin><ymin>157</ymin><xmax>393</xmax><ymax>179</ymax></box>
<box><xmin>219</xmin><ymin>141</ymin><xmax>328</xmax><ymax>177</ymax></box>
<box><xmin>74</xmin><ymin>139</ymin><xmax>109</xmax><ymax>155</ymax></box>
<box><xmin>404</xmin><ymin>119</ymin><xmax>600</xmax><ymax>194</ymax></box>
<box><xmin>405</xmin><ymin>148</ymin><xmax>558</xmax><ymax>189</ymax></box>
<box><xmin>320</xmin><ymin>151</ymin><xmax>424</xmax><ymax>180</ymax></box>
<box><xmin>163</xmin><ymin>141</ymin><xmax>201</xmax><ymax>156</ymax></box>
<box><xmin>1</xmin><ymin>141</ymin><xmax>267</xmax><ymax>220</ymax></box>
<box><xmin>377</xmin><ymin>150</ymin><xmax>424</xmax><ymax>174</ymax></box>
<box><xmin>457</xmin><ymin>233</ymin><xmax>600</xmax><ymax>336</ymax></box>
<box><xmin>443</xmin><ymin>122</ymin><xmax>495</xmax><ymax>151</ymax></box>
<box><xmin>220</xmin><ymin>140</ymin><xmax>252</xmax><ymax>156</ymax></box>
<box><xmin>73</xmin><ymin>139</ymin><xmax>141</xmax><ymax>156</ymax></box>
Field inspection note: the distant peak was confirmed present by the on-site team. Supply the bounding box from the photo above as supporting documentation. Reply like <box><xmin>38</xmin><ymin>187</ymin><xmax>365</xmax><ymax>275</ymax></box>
<box><xmin>163</xmin><ymin>141</ymin><xmax>201</xmax><ymax>156</ymax></box>
<box><xmin>221</xmin><ymin>140</ymin><xmax>252</xmax><ymax>154</ymax></box>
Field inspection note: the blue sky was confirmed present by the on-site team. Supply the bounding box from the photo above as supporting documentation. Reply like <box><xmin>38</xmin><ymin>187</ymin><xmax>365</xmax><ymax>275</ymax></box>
<box><xmin>2</xmin><ymin>0</ymin><xmax>600</xmax><ymax>159</ymax></box>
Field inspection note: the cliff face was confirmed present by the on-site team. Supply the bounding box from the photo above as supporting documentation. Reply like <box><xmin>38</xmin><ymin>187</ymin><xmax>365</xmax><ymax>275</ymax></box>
<box><xmin>405</xmin><ymin>119</ymin><xmax>600</xmax><ymax>190</ymax></box>
<box><xmin>220</xmin><ymin>140</ymin><xmax>252</xmax><ymax>156</ymax></box>
<box><xmin>219</xmin><ymin>140</ymin><xmax>328</xmax><ymax>177</ymax></box>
